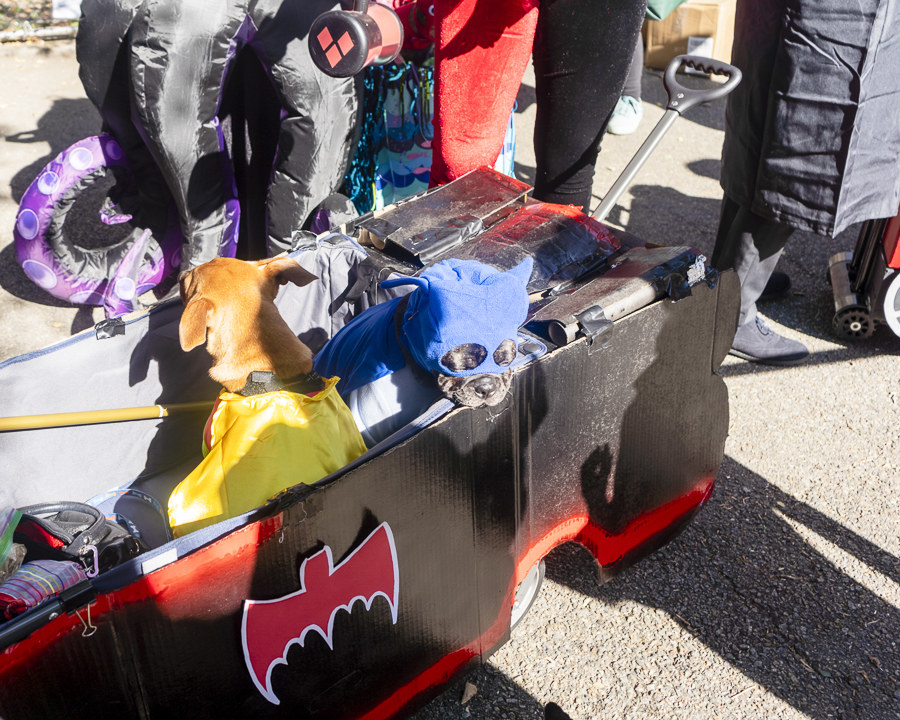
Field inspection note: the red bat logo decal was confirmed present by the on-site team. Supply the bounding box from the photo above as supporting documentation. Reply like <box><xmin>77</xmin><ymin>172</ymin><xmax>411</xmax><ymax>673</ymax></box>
<box><xmin>241</xmin><ymin>522</ymin><xmax>399</xmax><ymax>705</ymax></box>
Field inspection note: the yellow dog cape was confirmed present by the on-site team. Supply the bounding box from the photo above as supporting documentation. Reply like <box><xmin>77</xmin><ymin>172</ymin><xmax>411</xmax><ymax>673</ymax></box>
<box><xmin>168</xmin><ymin>377</ymin><xmax>366</xmax><ymax>537</ymax></box>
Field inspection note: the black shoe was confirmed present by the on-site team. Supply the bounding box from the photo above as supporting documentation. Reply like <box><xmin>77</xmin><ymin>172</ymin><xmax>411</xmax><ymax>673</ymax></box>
<box><xmin>730</xmin><ymin>316</ymin><xmax>809</xmax><ymax>365</ymax></box>
<box><xmin>759</xmin><ymin>270</ymin><xmax>791</xmax><ymax>302</ymax></box>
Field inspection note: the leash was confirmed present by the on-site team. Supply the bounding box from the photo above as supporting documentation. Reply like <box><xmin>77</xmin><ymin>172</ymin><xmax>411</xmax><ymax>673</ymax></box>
<box><xmin>236</xmin><ymin>370</ymin><xmax>327</xmax><ymax>397</ymax></box>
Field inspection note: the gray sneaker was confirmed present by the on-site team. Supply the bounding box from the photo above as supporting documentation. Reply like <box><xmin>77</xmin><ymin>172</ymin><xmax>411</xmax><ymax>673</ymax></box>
<box><xmin>729</xmin><ymin>315</ymin><xmax>809</xmax><ymax>365</ymax></box>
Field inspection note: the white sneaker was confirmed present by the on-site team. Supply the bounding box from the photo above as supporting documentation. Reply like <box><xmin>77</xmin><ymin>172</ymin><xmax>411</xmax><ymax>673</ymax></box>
<box><xmin>607</xmin><ymin>95</ymin><xmax>643</xmax><ymax>135</ymax></box>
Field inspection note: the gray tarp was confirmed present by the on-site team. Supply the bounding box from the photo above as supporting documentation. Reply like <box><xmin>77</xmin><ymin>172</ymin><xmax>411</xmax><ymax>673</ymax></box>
<box><xmin>721</xmin><ymin>0</ymin><xmax>900</xmax><ymax>236</ymax></box>
<box><xmin>0</xmin><ymin>239</ymin><xmax>374</xmax><ymax>511</ymax></box>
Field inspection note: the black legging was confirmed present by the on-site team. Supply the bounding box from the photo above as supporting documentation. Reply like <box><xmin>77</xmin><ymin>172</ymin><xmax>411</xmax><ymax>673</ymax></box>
<box><xmin>432</xmin><ymin>0</ymin><xmax>647</xmax><ymax>214</ymax></box>
<box><xmin>532</xmin><ymin>0</ymin><xmax>647</xmax><ymax>211</ymax></box>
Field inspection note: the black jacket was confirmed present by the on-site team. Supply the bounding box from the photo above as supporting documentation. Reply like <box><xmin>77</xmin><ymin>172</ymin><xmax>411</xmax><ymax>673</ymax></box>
<box><xmin>721</xmin><ymin>0</ymin><xmax>900</xmax><ymax>236</ymax></box>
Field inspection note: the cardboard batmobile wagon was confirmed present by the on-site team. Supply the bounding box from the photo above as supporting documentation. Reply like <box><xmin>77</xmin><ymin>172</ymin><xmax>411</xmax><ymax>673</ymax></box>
<box><xmin>0</xmin><ymin>165</ymin><xmax>739</xmax><ymax>719</ymax></box>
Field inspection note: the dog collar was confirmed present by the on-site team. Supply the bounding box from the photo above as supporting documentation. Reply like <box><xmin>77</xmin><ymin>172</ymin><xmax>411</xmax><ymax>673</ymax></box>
<box><xmin>237</xmin><ymin>370</ymin><xmax>326</xmax><ymax>397</ymax></box>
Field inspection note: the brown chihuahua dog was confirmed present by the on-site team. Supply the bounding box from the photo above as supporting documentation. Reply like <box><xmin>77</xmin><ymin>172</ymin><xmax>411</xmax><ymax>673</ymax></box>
<box><xmin>178</xmin><ymin>255</ymin><xmax>318</xmax><ymax>392</ymax></box>
<box><xmin>169</xmin><ymin>255</ymin><xmax>366</xmax><ymax>538</ymax></box>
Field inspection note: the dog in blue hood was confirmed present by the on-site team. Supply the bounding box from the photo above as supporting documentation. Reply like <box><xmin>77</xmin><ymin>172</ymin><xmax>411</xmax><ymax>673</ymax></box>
<box><xmin>314</xmin><ymin>257</ymin><xmax>533</xmax><ymax>444</ymax></box>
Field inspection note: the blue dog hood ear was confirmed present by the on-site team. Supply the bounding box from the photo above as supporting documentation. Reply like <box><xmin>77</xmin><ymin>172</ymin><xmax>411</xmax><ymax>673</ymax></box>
<box><xmin>383</xmin><ymin>257</ymin><xmax>534</xmax><ymax>377</ymax></box>
<box><xmin>380</xmin><ymin>275</ymin><xmax>429</xmax><ymax>291</ymax></box>
<box><xmin>506</xmin><ymin>256</ymin><xmax>534</xmax><ymax>286</ymax></box>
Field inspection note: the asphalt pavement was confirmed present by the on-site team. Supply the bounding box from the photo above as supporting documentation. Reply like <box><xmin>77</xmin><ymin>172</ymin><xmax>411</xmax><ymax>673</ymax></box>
<box><xmin>1</xmin><ymin>38</ymin><xmax>898</xmax><ymax>720</ymax></box>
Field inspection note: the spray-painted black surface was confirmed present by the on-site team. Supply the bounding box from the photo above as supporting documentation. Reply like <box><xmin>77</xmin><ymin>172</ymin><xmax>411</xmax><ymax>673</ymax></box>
<box><xmin>0</xmin><ymin>267</ymin><xmax>738</xmax><ymax>720</ymax></box>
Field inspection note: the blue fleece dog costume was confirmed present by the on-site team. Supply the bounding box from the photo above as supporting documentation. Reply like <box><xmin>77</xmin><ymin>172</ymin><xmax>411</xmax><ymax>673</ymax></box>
<box><xmin>314</xmin><ymin>257</ymin><xmax>533</xmax><ymax>444</ymax></box>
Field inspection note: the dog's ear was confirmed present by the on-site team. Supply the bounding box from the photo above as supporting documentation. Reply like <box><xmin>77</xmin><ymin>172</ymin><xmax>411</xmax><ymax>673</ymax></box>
<box><xmin>179</xmin><ymin>296</ymin><xmax>213</xmax><ymax>351</ymax></box>
<box><xmin>257</xmin><ymin>256</ymin><xmax>318</xmax><ymax>288</ymax></box>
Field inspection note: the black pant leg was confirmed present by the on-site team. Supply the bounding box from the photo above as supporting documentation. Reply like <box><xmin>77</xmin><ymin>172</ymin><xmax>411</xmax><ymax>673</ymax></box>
<box><xmin>531</xmin><ymin>0</ymin><xmax>647</xmax><ymax>212</ymax></box>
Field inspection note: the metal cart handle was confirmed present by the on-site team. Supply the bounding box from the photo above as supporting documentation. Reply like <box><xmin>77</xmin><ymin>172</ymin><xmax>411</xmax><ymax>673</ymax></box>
<box><xmin>591</xmin><ymin>54</ymin><xmax>742</xmax><ymax>223</ymax></box>
<box><xmin>663</xmin><ymin>55</ymin><xmax>742</xmax><ymax>115</ymax></box>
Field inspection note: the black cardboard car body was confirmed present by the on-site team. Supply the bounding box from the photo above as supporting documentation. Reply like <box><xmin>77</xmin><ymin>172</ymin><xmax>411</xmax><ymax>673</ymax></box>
<box><xmin>0</xmin><ymin>169</ymin><xmax>739</xmax><ymax>719</ymax></box>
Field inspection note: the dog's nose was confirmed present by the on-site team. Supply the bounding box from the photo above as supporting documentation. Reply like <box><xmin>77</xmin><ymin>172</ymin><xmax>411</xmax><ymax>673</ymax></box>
<box><xmin>471</xmin><ymin>375</ymin><xmax>499</xmax><ymax>398</ymax></box>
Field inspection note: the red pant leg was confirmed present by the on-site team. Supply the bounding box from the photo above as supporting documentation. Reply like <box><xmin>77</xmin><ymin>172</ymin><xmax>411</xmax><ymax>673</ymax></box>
<box><xmin>430</xmin><ymin>0</ymin><xmax>538</xmax><ymax>186</ymax></box>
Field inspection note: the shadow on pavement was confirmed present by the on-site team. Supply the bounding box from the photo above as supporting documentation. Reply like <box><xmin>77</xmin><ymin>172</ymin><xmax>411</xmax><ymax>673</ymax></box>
<box><xmin>411</xmin><ymin>667</ymin><xmax>549</xmax><ymax>720</ymax></box>
<box><xmin>546</xmin><ymin>456</ymin><xmax>900</xmax><ymax>720</ymax></box>
<box><xmin>641</xmin><ymin>68</ymin><xmax>728</xmax><ymax>133</ymax></box>
<box><xmin>686</xmin><ymin>158</ymin><xmax>721</xmax><ymax>181</ymax></box>
<box><xmin>719</xmin><ymin>339</ymin><xmax>900</xmax><ymax>378</ymax></box>
<box><xmin>5</xmin><ymin>96</ymin><xmax>101</xmax><ymax>203</ymax></box>
<box><xmin>0</xmin><ymin>239</ymin><xmax>98</xmax><ymax>336</ymax></box>
<box><xmin>614</xmin><ymin>183</ymin><xmax>723</xmax><ymax>249</ymax></box>
<box><xmin>0</xmin><ymin>242</ymin><xmax>71</xmax><ymax>308</ymax></box>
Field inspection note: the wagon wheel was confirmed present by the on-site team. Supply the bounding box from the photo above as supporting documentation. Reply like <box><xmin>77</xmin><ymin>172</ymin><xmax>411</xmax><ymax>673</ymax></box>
<box><xmin>510</xmin><ymin>560</ymin><xmax>545</xmax><ymax>630</ymax></box>
<box><xmin>832</xmin><ymin>306</ymin><xmax>874</xmax><ymax>340</ymax></box>
<box><xmin>882</xmin><ymin>271</ymin><xmax>900</xmax><ymax>338</ymax></box>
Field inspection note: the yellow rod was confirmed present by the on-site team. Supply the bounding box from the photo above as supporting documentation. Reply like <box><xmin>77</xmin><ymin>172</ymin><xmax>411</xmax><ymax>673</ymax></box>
<box><xmin>0</xmin><ymin>401</ymin><xmax>214</xmax><ymax>432</ymax></box>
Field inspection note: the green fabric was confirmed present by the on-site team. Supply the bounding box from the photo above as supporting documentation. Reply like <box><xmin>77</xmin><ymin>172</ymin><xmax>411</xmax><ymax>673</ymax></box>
<box><xmin>0</xmin><ymin>508</ymin><xmax>22</xmax><ymax>564</ymax></box>
<box><xmin>646</xmin><ymin>0</ymin><xmax>690</xmax><ymax>21</ymax></box>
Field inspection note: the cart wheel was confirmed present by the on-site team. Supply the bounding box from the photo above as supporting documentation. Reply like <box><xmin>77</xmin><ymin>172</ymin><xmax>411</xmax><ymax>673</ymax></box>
<box><xmin>511</xmin><ymin>560</ymin><xmax>545</xmax><ymax>630</ymax></box>
<box><xmin>832</xmin><ymin>306</ymin><xmax>874</xmax><ymax>340</ymax></box>
<box><xmin>883</xmin><ymin>271</ymin><xmax>900</xmax><ymax>338</ymax></box>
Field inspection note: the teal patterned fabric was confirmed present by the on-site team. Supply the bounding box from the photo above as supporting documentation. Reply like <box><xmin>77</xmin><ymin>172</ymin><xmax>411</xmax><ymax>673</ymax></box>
<box><xmin>343</xmin><ymin>61</ymin><xmax>515</xmax><ymax>214</ymax></box>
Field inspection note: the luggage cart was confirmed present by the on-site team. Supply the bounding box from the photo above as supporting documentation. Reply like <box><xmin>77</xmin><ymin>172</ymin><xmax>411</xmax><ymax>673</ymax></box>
<box><xmin>828</xmin><ymin>205</ymin><xmax>900</xmax><ymax>339</ymax></box>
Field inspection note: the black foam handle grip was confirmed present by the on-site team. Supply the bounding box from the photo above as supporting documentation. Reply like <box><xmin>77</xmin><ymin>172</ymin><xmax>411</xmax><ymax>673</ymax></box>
<box><xmin>663</xmin><ymin>54</ymin><xmax>742</xmax><ymax>115</ymax></box>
